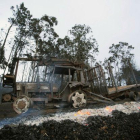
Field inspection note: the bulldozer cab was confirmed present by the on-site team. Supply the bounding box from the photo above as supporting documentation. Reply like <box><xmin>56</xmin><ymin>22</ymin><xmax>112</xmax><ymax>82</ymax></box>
<box><xmin>2</xmin><ymin>57</ymin><xmax>86</xmax><ymax>100</ymax></box>
<box><xmin>39</xmin><ymin>65</ymin><xmax>86</xmax><ymax>96</ymax></box>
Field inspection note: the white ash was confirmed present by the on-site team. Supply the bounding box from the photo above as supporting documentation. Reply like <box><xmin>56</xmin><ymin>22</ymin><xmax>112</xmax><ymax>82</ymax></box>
<box><xmin>24</xmin><ymin>101</ymin><xmax>140</xmax><ymax>125</ymax></box>
<box><xmin>20</xmin><ymin>101</ymin><xmax>140</xmax><ymax>125</ymax></box>
<box><xmin>0</xmin><ymin>101</ymin><xmax>140</xmax><ymax>129</ymax></box>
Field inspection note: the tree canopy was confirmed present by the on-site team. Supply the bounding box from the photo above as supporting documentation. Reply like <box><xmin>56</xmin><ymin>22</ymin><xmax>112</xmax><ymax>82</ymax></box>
<box><xmin>56</xmin><ymin>24</ymin><xmax>99</xmax><ymax>64</ymax></box>
<box><xmin>0</xmin><ymin>3</ymin><xmax>139</xmax><ymax>86</ymax></box>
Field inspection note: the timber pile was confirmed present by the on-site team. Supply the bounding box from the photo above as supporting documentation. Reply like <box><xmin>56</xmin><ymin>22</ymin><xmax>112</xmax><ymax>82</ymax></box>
<box><xmin>0</xmin><ymin>111</ymin><xmax>140</xmax><ymax>140</ymax></box>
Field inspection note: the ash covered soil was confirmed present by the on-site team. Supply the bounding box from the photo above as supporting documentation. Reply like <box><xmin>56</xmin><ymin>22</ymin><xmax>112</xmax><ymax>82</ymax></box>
<box><xmin>0</xmin><ymin>111</ymin><xmax>140</xmax><ymax>140</ymax></box>
<box><xmin>0</xmin><ymin>100</ymin><xmax>140</xmax><ymax>140</ymax></box>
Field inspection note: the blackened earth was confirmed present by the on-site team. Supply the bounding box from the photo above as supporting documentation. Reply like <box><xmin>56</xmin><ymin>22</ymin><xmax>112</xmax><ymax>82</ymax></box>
<box><xmin>0</xmin><ymin>110</ymin><xmax>140</xmax><ymax>140</ymax></box>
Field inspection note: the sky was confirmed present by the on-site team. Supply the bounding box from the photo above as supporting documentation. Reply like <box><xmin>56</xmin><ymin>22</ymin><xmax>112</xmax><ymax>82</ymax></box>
<box><xmin>0</xmin><ymin>0</ymin><xmax>140</xmax><ymax>69</ymax></box>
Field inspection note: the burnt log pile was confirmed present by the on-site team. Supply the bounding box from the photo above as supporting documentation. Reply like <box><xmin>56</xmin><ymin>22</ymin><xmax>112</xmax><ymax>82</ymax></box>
<box><xmin>0</xmin><ymin>110</ymin><xmax>140</xmax><ymax>140</ymax></box>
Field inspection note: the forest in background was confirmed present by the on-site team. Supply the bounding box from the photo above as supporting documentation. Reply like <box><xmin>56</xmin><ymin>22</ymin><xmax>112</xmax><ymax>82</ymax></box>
<box><xmin>0</xmin><ymin>3</ymin><xmax>140</xmax><ymax>86</ymax></box>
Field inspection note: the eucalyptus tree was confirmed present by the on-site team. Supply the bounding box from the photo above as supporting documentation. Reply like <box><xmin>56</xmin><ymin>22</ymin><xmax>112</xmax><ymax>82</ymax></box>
<box><xmin>28</xmin><ymin>15</ymin><xmax>58</xmax><ymax>56</ymax></box>
<box><xmin>56</xmin><ymin>37</ymin><xmax>73</xmax><ymax>59</ymax></box>
<box><xmin>58</xmin><ymin>24</ymin><xmax>99</xmax><ymax>64</ymax></box>
<box><xmin>0</xmin><ymin>3</ymin><xmax>33</xmax><ymax>75</ymax></box>
<box><xmin>120</xmin><ymin>43</ymin><xmax>135</xmax><ymax>85</ymax></box>
<box><xmin>7</xmin><ymin>3</ymin><xmax>33</xmax><ymax>74</ymax></box>
<box><xmin>0</xmin><ymin>2</ymin><xmax>60</xmax><ymax>83</ymax></box>
<box><xmin>1</xmin><ymin>3</ymin><xmax>32</xmax><ymax>56</ymax></box>
<box><xmin>109</xmin><ymin>42</ymin><xmax>135</xmax><ymax>85</ymax></box>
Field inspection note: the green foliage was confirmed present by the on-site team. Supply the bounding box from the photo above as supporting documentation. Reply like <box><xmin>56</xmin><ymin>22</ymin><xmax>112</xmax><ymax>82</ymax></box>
<box><xmin>109</xmin><ymin>42</ymin><xmax>134</xmax><ymax>65</ymax></box>
<box><xmin>28</xmin><ymin>15</ymin><xmax>58</xmax><ymax>56</ymax></box>
<box><xmin>7</xmin><ymin>3</ymin><xmax>34</xmax><ymax>74</ymax></box>
<box><xmin>2</xmin><ymin>2</ymin><xmax>139</xmax><ymax>86</ymax></box>
<box><xmin>1</xmin><ymin>3</ymin><xmax>99</xmax><ymax>73</ymax></box>
<box><xmin>57</xmin><ymin>24</ymin><xmax>99</xmax><ymax>64</ymax></box>
<box><xmin>0</xmin><ymin>2</ymin><xmax>59</xmax><ymax>74</ymax></box>
<box><xmin>108</xmin><ymin>42</ymin><xmax>135</xmax><ymax>85</ymax></box>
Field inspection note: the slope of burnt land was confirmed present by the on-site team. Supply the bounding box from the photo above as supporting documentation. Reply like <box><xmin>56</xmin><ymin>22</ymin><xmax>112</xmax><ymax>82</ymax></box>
<box><xmin>0</xmin><ymin>110</ymin><xmax>140</xmax><ymax>140</ymax></box>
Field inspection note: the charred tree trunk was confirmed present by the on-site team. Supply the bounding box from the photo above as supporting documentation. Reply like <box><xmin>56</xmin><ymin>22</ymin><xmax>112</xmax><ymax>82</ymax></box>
<box><xmin>1</xmin><ymin>23</ymin><xmax>14</xmax><ymax>50</ymax></box>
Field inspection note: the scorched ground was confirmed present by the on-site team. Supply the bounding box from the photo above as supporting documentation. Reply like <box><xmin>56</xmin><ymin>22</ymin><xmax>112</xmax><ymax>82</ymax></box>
<box><xmin>0</xmin><ymin>100</ymin><xmax>140</xmax><ymax>140</ymax></box>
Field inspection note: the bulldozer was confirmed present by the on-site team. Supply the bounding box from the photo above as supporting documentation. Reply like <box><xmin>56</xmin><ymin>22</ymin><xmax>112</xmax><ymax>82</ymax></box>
<box><xmin>1</xmin><ymin>56</ymin><xmax>140</xmax><ymax>114</ymax></box>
